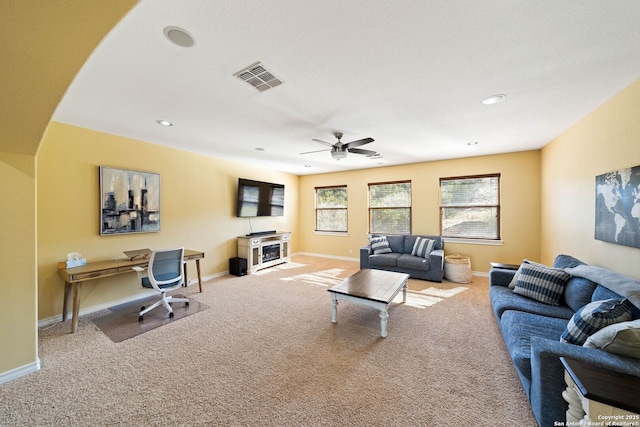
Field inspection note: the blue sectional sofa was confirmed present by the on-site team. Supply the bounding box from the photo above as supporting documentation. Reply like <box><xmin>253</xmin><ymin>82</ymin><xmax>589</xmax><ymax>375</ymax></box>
<box><xmin>489</xmin><ymin>255</ymin><xmax>640</xmax><ymax>426</ymax></box>
<box><xmin>360</xmin><ymin>234</ymin><xmax>444</xmax><ymax>282</ymax></box>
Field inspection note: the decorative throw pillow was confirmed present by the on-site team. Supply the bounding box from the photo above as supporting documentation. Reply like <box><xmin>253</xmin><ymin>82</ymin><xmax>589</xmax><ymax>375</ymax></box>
<box><xmin>583</xmin><ymin>319</ymin><xmax>640</xmax><ymax>359</ymax></box>
<box><xmin>369</xmin><ymin>235</ymin><xmax>392</xmax><ymax>254</ymax></box>
<box><xmin>508</xmin><ymin>259</ymin><xmax>547</xmax><ymax>289</ymax></box>
<box><xmin>512</xmin><ymin>262</ymin><xmax>571</xmax><ymax>305</ymax></box>
<box><xmin>411</xmin><ymin>237</ymin><xmax>435</xmax><ymax>258</ymax></box>
<box><xmin>561</xmin><ymin>299</ymin><xmax>633</xmax><ymax>345</ymax></box>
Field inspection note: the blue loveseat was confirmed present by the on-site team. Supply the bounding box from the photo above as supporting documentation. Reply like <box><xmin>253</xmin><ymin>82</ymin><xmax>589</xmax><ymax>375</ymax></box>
<box><xmin>360</xmin><ymin>234</ymin><xmax>444</xmax><ymax>282</ymax></box>
<box><xmin>490</xmin><ymin>254</ymin><xmax>640</xmax><ymax>426</ymax></box>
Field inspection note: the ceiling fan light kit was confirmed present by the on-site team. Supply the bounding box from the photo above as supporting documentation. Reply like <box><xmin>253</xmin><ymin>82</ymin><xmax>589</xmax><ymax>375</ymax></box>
<box><xmin>331</xmin><ymin>148</ymin><xmax>348</xmax><ymax>160</ymax></box>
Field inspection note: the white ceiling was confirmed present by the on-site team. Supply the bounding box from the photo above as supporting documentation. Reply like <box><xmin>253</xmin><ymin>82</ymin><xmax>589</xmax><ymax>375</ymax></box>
<box><xmin>53</xmin><ymin>0</ymin><xmax>640</xmax><ymax>175</ymax></box>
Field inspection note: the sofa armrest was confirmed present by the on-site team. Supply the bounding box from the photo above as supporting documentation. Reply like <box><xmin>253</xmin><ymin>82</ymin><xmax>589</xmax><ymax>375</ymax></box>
<box><xmin>529</xmin><ymin>336</ymin><xmax>640</xmax><ymax>427</ymax></box>
<box><xmin>360</xmin><ymin>246</ymin><xmax>372</xmax><ymax>269</ymax></box>
<box><xmin>489</xmin><ymin>267</ymin><xmax>516</xmax><ymax>287</ymax></box>
<box><xmin>428</xmin><ymin>249</ymin><xmax>444</xmax><ymax>279</ymax></box>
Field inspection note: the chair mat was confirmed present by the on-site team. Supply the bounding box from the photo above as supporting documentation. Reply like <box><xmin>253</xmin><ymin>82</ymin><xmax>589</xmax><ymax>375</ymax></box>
<box><xmin>91</xmin><ymin>294</ymin><xmax>208</xmax><ymax>343</ymax></box>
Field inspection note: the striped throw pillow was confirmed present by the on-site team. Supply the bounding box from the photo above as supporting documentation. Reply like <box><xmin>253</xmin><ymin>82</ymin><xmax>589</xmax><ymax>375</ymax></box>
<box><xmin>411</xmin><ymin>237</ymin><xmax>435</xmax><ymax>258</ymax></box>
<box><xmin>369</xmin><ymin>236</ymin><xmax>392</xmax><ymax>254</ymax></box>
<box><xmin>512</xmin><ymin>262</ymin><xmax>570</xmax><ymax>306</ymax></box>
<box><xmin>561</xmin><ymin>299</ymin><xmax>633</xmax><ymax>345</ymax></box>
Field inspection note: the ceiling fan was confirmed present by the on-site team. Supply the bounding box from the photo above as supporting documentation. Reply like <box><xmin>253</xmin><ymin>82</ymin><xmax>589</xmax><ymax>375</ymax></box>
<box><xmin>300</xmin><ymin>132</ymin><xmax>377</xmax><ymax>160</ymax></box>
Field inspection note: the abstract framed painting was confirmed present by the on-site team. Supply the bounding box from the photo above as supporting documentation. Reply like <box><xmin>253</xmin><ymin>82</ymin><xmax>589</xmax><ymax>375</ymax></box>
<box><xmin>595</xmin><ymin>165</ymin><xmax>640</xmax><ymax>248</ymax></box>
<box><xmin>99</xmin><ymin>166</ymin><xmax>160</xmax><ymax>235</ymax></box>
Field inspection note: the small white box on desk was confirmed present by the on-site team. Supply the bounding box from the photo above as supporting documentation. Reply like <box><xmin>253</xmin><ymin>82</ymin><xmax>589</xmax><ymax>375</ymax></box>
<box><xmin>58</xmin><ymin>258</ymin><xmax>87</xmax><ymax>269</ymax></box>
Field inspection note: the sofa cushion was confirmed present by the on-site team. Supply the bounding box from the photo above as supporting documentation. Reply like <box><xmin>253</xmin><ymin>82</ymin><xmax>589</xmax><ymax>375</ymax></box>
<box><xmin>411</xmin><ymin>237</ymin><xmax>434</xmax><ymax>258</ymax></box>
<box><xmin>553</xmin><ymin>254</ymin><xmax>586</xmax><ymax>269</ymax></box>
<box><xmin>368</xmin><ymin>253</ymin><xmax>401</xmax><ymax>267</ymax></box>
<box><xmin>397</xmin><ymin>254</ymin><xmax>430</xmax><ymax>271</ymax></box>
<box><xmin>561</xmin><ymin>298</ymin><xmax>633</xmax><ymax>345</ymax></box>
<box><xmin>566</xmin><ymin>265</ymin><xmax>640</xmax><ymax>311</ymax></box>
<box><xmin>369</xmin><ymin>236</ymin><xmax>392</xmax><ymax>254</ymax></box>
<box><xmin>584</xmin><ymin>319</ymin><xmax>640</xmax><ymax>359</ymax></box>
<box><xmin>490</xmin><ymin>285</ymin><xmax>575</xmax><ymax>320</ymax></box>
<box><xmin>385</xmin><ymin>234</ymin><xmax>405</xmax><ymax>253</ymax></box>
<box><xmin>564</xmin><ymin>276</ymin><xmax>598</xmax><ymax>312</ymax></box>
<box><xmin>592</xmin><ymin>284</ymin><xmax>623</xmax><ymax>302</ymax></box>
<box><xmin>513</xmin><ymin>263</ymin><xmax>571</xmax><ymax>306</ymax></box>
<box><xmin>500</xmin><ymin>310</ymin><xmax>569</xmax><ymax>388</ymax></box>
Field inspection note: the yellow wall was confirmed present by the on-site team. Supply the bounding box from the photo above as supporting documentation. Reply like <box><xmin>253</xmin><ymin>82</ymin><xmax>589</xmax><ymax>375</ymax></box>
<box><xmin>0</xmin><ymin>1</ymin><xmax>136</xmax><ymax>379</ymax></box>
<box><xmin>298</xmin><ymin>150</ymin><xmax>541</xmax><ymax>272</ymax></box>
<box><xmin>37</xmin><ymin>123</ymin><xmax>298</xmax><ymax>321</ymax></box>
<box><xmin>541</xmin><ymin>78</ymin><xmax>640</xmax><ymax>277</ymax></box>
<box><xmin>3</xmin><ymin>0</ymin><xmax>639</xmax><ymax>384</ymax></box>
<box><xmin>0</xmin><ymin>154</ymin><xmax>37</xmax><ymax>372</ymax></box>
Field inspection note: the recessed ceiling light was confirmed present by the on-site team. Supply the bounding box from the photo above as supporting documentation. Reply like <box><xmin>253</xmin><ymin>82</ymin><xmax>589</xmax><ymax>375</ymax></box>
<box><xmin>482</xmin><ymin>94</ymin><xmax>506</xmax><ymax>105</ymax></box>
<box><xmin>163</xmin><ymin>26</ymin><xmax>195</xmax><ymax>48</ymax></box>
<box><xmin>255</xmin><ymin>147</ymin><xmax>265</xmax><ymax>151</ymax></box>
<box><xmin>156</xmin><ymin>120</ymin><xmax>173</xmax><ymax>127</ymax></box>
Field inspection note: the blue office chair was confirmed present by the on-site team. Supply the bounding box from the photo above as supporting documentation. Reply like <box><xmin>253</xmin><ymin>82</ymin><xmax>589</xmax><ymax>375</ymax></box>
<box><xmin>133</xmin><ymin>247</ymin><xmax>189</xmax><ymax>321</ymax></box>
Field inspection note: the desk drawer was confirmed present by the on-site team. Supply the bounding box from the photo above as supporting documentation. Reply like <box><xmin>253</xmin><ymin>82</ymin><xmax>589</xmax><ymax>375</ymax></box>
<box><xmin>71</xmin><ymin>268</ymin><xmax>118</xmax><ymax>281</ymax></box>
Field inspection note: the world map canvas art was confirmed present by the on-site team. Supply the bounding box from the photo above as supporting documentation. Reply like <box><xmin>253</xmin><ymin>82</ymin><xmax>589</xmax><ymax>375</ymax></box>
<box><xmin>595</xmin><ymin>165</ymin><xmax>640</xmax><ymax>249</ymax></box>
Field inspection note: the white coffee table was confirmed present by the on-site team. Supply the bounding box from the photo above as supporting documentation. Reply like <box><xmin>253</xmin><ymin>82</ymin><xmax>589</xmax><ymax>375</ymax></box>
<box><xmin>328</xmin><ymin>269</ymin><xmax>410</xmax><ymax>337</ymax></box>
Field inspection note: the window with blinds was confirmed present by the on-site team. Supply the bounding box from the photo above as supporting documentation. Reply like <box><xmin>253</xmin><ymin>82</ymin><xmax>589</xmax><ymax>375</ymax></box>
<box><xmin>368</xmin><ymin>181</ymin><xmax>411</xmax><ymax>234</ymax></box>
<box><xmin>315</xmin><ymin>186</ymin><xmax>348</xmax><ymax>232</ymax></box>
<box><xmin>440</xmin><ymin>174</ymin><xmax>500</xmax><ymax>239</ymax></box>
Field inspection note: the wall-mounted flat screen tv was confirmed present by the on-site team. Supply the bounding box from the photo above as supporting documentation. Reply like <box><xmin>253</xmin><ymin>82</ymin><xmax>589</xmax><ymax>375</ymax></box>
<box><xmin>237</xmin><ymin>178</ymin><xmax>285</xmax><ymax>217</ymax></box>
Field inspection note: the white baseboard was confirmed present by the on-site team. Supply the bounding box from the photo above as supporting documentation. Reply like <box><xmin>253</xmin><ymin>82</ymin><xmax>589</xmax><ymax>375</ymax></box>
<box><xmin>296</xmin><ymin>252</ymin><xmax>489</xmax><ymax>278</ymax></box>
<box><xmin>37</xmin><ymin>274</ymin><xmax>226</xmax><ymax>329</ymax></box>
<box><xmin>197</xmin><ymin>272</ymin><xmax>226</xmax><ymax>282</ymax></box>
<box><xmin>0</xmin><ymin>359</ymin><xmax>41</xmax><ymax>385</ymax></box>
<box><xmin>38</xmin><ymin>290</ymin><xmax>158</xmax><ymax>328</ymax></box>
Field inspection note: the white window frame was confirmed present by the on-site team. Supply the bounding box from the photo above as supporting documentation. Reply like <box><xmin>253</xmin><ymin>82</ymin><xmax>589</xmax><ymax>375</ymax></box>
<box><xmin>368</xmin><ymin>181</ymin><xmax>412</xmax><ymax>235</ymax></box>
<box><xmin>439</xmin><ymin>174</ymin><xmax>501</xmax><ymax>241</ymax></box>
<box><xmin>315</xmin><ymin>185</ymin><xmax>348</xmax><ymax>233</ymax></box>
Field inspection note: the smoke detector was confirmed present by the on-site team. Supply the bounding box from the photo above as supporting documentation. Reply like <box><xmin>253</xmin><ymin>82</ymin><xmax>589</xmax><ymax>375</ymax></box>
<box><xmin>234</xmin><ymin>62</ymin><xmax>284</xmax><ymax>92</ymax></box>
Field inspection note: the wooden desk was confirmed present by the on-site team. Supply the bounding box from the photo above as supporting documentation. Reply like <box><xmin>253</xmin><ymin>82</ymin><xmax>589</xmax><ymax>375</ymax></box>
<box><xmin>58</xmin><ymin>249</ymin><xmax>204</xmax><ymax>333</ymax></box>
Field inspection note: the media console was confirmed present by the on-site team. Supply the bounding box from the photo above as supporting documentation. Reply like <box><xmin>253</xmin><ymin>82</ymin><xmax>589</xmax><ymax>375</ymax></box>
<box><xmin>237</xmin><ymin>231</ymin><xmax>290</xmax><ymax>274</ymax></box>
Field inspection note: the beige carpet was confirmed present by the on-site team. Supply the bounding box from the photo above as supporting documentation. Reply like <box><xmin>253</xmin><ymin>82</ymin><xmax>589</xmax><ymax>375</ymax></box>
<box><xmin>2</xmin><ymin>255</ymin><xmax>537</xmax><ymax>426</ymax></box>
<box><xmin>92</xmin><ymin>293</ymin><xmax>209</xmax><ymax>343</ymax></box>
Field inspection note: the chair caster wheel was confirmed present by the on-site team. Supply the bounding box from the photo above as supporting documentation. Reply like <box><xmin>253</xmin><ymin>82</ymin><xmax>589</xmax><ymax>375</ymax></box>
<box><xmin>138</xmin><ymin>315</ymin><xmax>143</xmax><ymax>322</ymax></box>
<box><xmin>169</xmin><ymin>312</ymin><xmax>174</xmax><ymax>318</ymax></box>
<box><xmin>185</xmin><ymin>301</ymin><xmax>190</xmax><ymax>307</ymax></box>
<box><xmin>141</xmin><ymin>306</ymin><xmax>145</xmax><ymax>311</ymax></box>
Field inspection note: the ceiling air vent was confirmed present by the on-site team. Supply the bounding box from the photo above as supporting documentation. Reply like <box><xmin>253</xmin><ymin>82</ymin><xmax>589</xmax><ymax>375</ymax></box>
<box><xmin>234</xmin><ymin>62</ymin><xmax>284</xmax><ymax>92</ymax></box>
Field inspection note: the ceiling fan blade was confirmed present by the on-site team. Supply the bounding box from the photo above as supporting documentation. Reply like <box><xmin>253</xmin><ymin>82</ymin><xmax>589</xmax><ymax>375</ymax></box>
<box><xmin>344</xmin><ymin>137</ymin><xmax>374</xmax><ymax>149</ymax></box>
<box><xmin>300</xmin><ymin>148</ymin><xmax>331</xmax><ymax>155</ymax></box>
<box><xmin>312</xmin><ymin>138</ymin><xmax>335</xmax><ymax>148</ymax></box>
<box><xmin>348</xmin><ymin>148</ymin><xmax>378</xmax><ymax>156</ymax></box>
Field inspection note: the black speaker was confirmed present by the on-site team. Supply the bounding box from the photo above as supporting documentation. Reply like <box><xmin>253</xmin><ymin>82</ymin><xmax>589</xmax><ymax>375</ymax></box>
<box><xmin>229</xmin><ymin>257</ymin><xmax>247</xmax><ymax>276</ymax></box>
